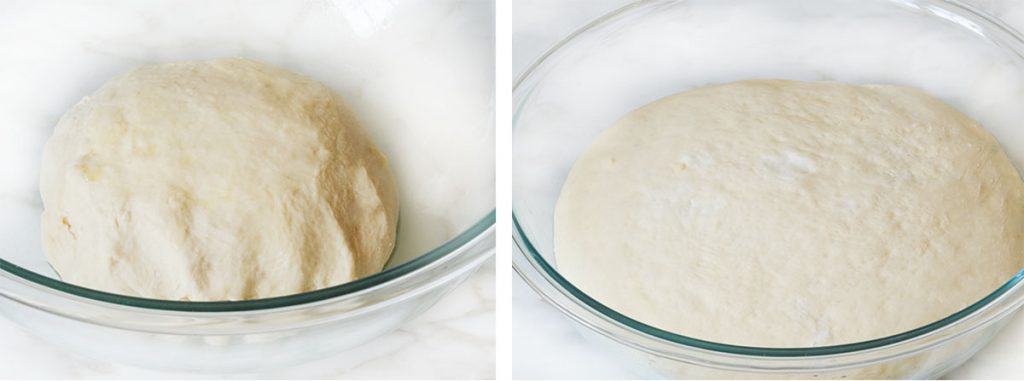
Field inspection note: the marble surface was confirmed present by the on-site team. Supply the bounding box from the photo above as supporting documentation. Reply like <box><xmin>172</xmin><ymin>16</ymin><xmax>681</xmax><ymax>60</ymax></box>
<box><xmin>511</xmin><ymin>0</ymin><xmax>1024</xmax><ymax>379</ymax></box>
<box><xmin>0</xmin><ymin>0</ymin><xmax>494</xmax><ymax>379</ymax></box>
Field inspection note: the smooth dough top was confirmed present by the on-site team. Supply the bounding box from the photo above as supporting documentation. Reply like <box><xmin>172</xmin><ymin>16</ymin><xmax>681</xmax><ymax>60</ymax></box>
<box><xmin>40</xmin><ymin>58</ymin><xmax>398</xmax><ymax>301</ymax></box>
<box><xmin>554</xmin><ymin>79</ymin><xmax>1024</xmax><ymax>347</ymax></box>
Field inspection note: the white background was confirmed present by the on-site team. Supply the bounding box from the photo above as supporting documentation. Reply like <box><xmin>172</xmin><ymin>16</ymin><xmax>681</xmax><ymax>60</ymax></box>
<box><xmin>509</xmin><ymin>0</ymin><xmax>1024</xmax><ymax>379</ymax></box>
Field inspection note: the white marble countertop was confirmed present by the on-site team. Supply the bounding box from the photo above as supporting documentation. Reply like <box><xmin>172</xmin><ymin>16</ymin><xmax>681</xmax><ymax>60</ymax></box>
<box><xmin>0</xmin><ymin>259</ymin><xmax>494</xmax><ymax>379</ymax></box>
<box><xmin>510</xmin><ymin>0</ymin><xmax>1024</xmax><ymax>379</ymax></box>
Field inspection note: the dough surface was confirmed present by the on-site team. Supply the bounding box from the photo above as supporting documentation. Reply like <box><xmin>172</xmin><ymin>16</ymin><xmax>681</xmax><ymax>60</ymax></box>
<box><xmin>554</xmin><ymin>79</ymin><xmax>1024</xmax><ymax>347</ymax></box>
<box><xmin>40</xmin><ymin>58</ymin><xmax>398</xmax><ymax>301</ymax></box>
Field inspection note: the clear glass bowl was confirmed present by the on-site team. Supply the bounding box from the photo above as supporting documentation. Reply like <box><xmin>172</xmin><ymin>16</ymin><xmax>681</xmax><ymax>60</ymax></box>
<box><xmin>512</xmin><ymin>0</ymin><xmax>1024</xmax><ymax>378</ymax></box>
<box><xmin>0</xmin><ymin>0</ymin><xmax>495</xmax><ymax>373</ymax></box>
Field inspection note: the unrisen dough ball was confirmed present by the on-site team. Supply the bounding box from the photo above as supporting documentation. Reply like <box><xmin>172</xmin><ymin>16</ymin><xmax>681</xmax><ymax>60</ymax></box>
<box><xmin>555</xmin><ymin>79</ymin><xmax>1024</xmax><ymax>347</ymax></box>
<box><xmin>40</xmin><ymin>58</ymin><xmax>398</xmax><ymax>301</ymax></box>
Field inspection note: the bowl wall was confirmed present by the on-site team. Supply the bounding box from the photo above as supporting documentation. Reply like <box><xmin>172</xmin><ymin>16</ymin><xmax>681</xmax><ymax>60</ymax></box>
<box><xmin>0</xmin><ymin>231</ymin><xmax>493</xmax><ymax>371</ymax></box>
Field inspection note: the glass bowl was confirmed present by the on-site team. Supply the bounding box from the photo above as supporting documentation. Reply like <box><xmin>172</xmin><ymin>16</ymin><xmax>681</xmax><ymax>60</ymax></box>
<box><xmin>512</xmin><ymin>0</ymin><xmax>1024</xmax><ymax>378</ymax></box>
<box><xmin>0</xmin><ymin>0</ymin><xmax>495</xmax><ymax>373</ymax></box>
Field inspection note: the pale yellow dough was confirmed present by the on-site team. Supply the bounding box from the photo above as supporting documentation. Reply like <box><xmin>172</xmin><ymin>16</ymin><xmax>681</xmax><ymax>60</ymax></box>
<box><xmin>40</xmin><ymin>58</ymin><xmax>398</xmax><ymax>301</ymax></box>
<box><xmin>555</xmin><ymin>80</ymin><xmax>1024</xmax><ymax>347</ymax></box>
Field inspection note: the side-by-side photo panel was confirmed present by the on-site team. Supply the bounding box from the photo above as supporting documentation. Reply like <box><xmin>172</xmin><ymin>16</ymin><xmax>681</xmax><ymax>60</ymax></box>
<box><xmin>0</xmin><ymin>1</ymin><xmax>494</xmax><ymax>379</ymax></box>
<box><xmin>510</xmin><ymin>0</ymin><xmax>1024</xmax><ymax>379</ymax></box>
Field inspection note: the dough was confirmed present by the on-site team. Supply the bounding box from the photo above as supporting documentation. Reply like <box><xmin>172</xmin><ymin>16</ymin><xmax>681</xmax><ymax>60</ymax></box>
<box><xmin>40</xmin><ymin>58</ymin><xmax>398</xmax><ymax>301</ymax></box>
<box><xmin>554</xmin><ymin>79</ymin><xmax>1024</xmax><ymax>347</ymax></box>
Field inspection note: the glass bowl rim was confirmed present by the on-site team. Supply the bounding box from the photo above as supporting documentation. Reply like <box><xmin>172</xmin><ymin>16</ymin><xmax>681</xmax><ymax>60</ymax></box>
<box><xmin>0</xmin><ymin>210</ymin><xmax>495</xmax><ymax>312</ymax></box>
<box><xmin>512</xmin><ymin>0</ymin><xmax>1024</xmax><ymax>358</ymax></box>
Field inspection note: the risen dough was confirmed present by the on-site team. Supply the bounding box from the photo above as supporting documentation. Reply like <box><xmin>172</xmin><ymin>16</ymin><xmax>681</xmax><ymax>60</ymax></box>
<box><xmin>40</xmin><ymin>58</ymin><xmax>398</xmax><ymax>301</ymax></box>
<box><xmin>555</xmin><ymin>80</ymin><xmax>1024</xmax><ymax>347</ymax></box>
